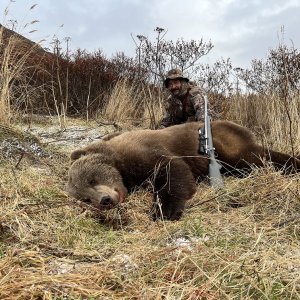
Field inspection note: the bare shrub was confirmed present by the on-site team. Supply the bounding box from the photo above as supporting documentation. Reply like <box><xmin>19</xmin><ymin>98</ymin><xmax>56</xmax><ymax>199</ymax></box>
<box><xmin>235</xmin><ymin>43</ymin><xmax>300</xmax><ymax>96</ymax></box>
<box><xmin>134</xmin><ymin>27</ymin><xmax>214</xmax><ymax>84</ymax></box>
<box><xmin>197</xmin><ymin>58</ymin><xmax>234</xmax><ymax>96</ymax></box>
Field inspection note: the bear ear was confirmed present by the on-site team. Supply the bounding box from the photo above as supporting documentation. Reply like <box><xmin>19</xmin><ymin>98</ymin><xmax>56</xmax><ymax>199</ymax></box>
<box><xmin>101</xmin><ymin>131</ymin><xmax>122</xmax><ymax>141</ymax></box>
<box><xmin>70</xmin><ymin>149</ymin><xmax>87</xmax><ymax>161</ymax></box>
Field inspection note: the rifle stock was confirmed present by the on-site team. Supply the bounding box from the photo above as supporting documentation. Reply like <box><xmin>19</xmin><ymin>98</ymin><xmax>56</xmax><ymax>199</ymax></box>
<box><xmin>209</xmin><ymin>155</ymin><xmax>224</xmax><ymax>188</ymax></box>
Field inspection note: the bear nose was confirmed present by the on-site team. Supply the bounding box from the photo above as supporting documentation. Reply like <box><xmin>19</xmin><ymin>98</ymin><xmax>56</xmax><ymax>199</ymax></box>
<box><xmin>100</xmin><ymin>196</ymin><xmax>112</xmax><ymax>206</ymax></box>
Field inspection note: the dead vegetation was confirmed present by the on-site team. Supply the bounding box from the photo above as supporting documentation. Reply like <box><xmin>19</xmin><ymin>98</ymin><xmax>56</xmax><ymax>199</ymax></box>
<box><xmin>1</xmin><ymin>135</ymin><xmax>300</xmax><ymax>299</ymax></box>
<box><xmin>1</xmin><ymin>6</ymin><xmax>300</xmax><ymax>300</ymax></box>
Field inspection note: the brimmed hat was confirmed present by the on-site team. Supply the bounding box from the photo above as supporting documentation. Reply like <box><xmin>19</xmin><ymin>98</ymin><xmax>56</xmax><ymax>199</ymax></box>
<box><xmin>164</xmin><ymin>69</ymin><xmax>189</xmax><ymax>87</ymax></box>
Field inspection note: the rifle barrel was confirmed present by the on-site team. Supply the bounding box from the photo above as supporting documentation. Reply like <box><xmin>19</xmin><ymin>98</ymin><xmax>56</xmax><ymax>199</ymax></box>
<box><xmin>203</xmin><ymin>95</ymin><xmax>224</xmax><ymax>189</ymax></box>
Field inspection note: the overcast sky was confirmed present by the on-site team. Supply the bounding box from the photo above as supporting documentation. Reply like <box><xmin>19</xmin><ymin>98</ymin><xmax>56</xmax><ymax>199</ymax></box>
<box><xmin>1</xmin><ymin>0</ymin><xmax>300</xmax><ymax>68</ymax></box>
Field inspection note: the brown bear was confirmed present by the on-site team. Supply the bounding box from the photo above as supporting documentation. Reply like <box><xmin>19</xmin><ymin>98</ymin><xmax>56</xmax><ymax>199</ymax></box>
<box><xmin>67</xmin><ymin>120</ymin><xmax>300</xmax><ymax>221</ymax></box>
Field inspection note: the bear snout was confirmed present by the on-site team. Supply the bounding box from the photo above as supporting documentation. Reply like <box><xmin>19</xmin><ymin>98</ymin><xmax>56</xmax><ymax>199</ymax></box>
<box><xmin>99</xmin><ymin>195</ymin><xmax>115</xmax><ymax>209</ymax></box>
<box><xmin>89</xmin><ymin>185</ymin><xmax>122</xmax><ymax>210</ymax></box>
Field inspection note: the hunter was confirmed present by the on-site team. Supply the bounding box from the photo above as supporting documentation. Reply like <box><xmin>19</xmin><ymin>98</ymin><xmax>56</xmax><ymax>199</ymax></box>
<box><xmin>160</xmin><ymin>69</ymin><xmax>208</xmax><ymax>128</ymax></box>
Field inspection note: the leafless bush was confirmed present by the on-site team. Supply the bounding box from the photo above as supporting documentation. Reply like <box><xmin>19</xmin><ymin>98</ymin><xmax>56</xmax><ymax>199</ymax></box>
<box><xmin>134</xmin><ymin>27</ymin><xmax>214</xmax><ymax>85</ymax></box>
<box><xmin>197</xmin><ymin>58</ymin><xmax>233</xmax><ymax>95</ymax></box>
<box><xmin>235</xmin><ymin>43</ymin><xmax>300</xmax><ymax>96</ymax></box>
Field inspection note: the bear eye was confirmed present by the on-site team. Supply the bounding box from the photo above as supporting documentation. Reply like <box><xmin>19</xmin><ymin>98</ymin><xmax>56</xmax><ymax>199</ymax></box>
<box><xmin>89</xmin><ymin>179</ymin><xmax>97</xmax><ymax>186</ymax></box>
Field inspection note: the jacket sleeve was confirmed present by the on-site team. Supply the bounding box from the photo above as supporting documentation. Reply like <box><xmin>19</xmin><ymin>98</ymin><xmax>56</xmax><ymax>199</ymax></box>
<box><xmin>189</xmin><ymin>87</ymin><xmax>206</xmax><ymax>122</ymax></box>
<box><xmin>159</xmin><ymin>110</ymin><xmax>173</xmax><ymax>128</ymax></box>
<box><xmin>159</xmin><ymin>97</ymin><xmax>174</xmax><ymax>128</ymax></box>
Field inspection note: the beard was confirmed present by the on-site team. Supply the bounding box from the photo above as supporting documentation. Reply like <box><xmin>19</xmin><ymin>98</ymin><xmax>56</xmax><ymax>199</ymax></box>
<box><xmin>170</xmin><ymin>81</ymin><xmax>189</xmax><ymax>98</ymax></box>
<box><xmin>170</xmin><ymin>88</ymin><xmax>181</xmax><ymax>96</ymax></box>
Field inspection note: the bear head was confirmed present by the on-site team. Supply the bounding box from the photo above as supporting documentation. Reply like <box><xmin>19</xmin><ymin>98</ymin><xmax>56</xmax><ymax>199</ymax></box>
<box><xmin>67</xmin><ymin>147</ymin><xmax>128</xmax><ymax>211</ymax></box>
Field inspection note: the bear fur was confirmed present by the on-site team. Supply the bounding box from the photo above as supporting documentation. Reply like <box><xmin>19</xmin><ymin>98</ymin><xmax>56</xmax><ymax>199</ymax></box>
<box><xmin>67</xmin><ymin>120</ymin><xmax>300</xmax><ymax>220</ymax></box>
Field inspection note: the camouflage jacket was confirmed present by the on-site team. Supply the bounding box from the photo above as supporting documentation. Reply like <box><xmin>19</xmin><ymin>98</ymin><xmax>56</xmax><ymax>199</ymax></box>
<box><xmin>160</xmin><ymin>85</ymin><xmax>206</xmax><ymax>128</ymax></box>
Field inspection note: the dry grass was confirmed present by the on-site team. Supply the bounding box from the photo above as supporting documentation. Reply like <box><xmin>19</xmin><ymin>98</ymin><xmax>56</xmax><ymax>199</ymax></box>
<box><xmin>103</xmin><ymin>79</ymin><xmax>141</xmax><ymax>124</ymax></box>
<box><xmin>0</xmin><ymin>25</ymin><xmax>19</xmax><ymax>124</ymax></box>
<box><xmin>0</xmin><ymin>18</ymin><xmax>48</xmax><ymax>125</ymax></box>
<box><xmin>227</xmin><ymin>93</ymin><xmax>300</xmax><ymax>154</ymax></box>
<box><xmin>103</xmin><ymin>79</ymin><xmax>164</xmax><ymax>129</ymax></box>
<box><xmin>1</xmin><ymin>6</ymin><xmax>300</xmax><ymax>299</ymax></box>
<box><xmin>1</xmin><ymin>121</ymin><xmax>300</xmax><ymax>299</ymax></box>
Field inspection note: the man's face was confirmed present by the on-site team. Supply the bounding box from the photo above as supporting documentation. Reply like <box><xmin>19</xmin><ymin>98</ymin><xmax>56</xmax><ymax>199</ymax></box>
<box><xmin>167</xmin><ymin>79</ymin><xmax>182</xmax><ymax>96</ymax></box>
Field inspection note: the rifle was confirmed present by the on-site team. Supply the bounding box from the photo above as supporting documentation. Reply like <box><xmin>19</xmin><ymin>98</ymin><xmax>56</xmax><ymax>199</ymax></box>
<box><xmin>199</xmin><ymin>95</ymin><xmax>224</xmax><ymax>189</ymax></box>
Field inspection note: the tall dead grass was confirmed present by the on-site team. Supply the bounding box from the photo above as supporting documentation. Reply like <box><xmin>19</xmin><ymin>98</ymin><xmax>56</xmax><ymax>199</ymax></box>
<box><xmin>227</xmin><ymin>93</ymin><xmax>300</xmax><ymax>154</ymax></box>
<box><xmin>102</xmin><ymin>78</ymin><xmax>164</xmax><ymax>128</ymax></box>
<box><xmin>0</xmin><ymin>25</ymin><xmax>23</xmax><ymax>124</ymax></box>
<box><xmin>0</xmin><ymin>17</ymin><xmax>47</xmax><ymax>125</ymax></box>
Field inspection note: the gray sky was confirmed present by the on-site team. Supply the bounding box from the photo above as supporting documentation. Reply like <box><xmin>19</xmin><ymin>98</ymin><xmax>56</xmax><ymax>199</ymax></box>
<box><xmin>1</xmin><ymin>0</ymin><xmax>300</xmax><ymax>68</ymax></box>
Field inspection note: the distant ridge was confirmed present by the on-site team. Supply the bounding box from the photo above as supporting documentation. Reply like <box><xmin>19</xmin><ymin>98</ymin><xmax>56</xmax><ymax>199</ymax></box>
<box><xmin>0</xmin><ymin>23</ymin><xmax>55</xmax><ymax>58</ymax></box>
